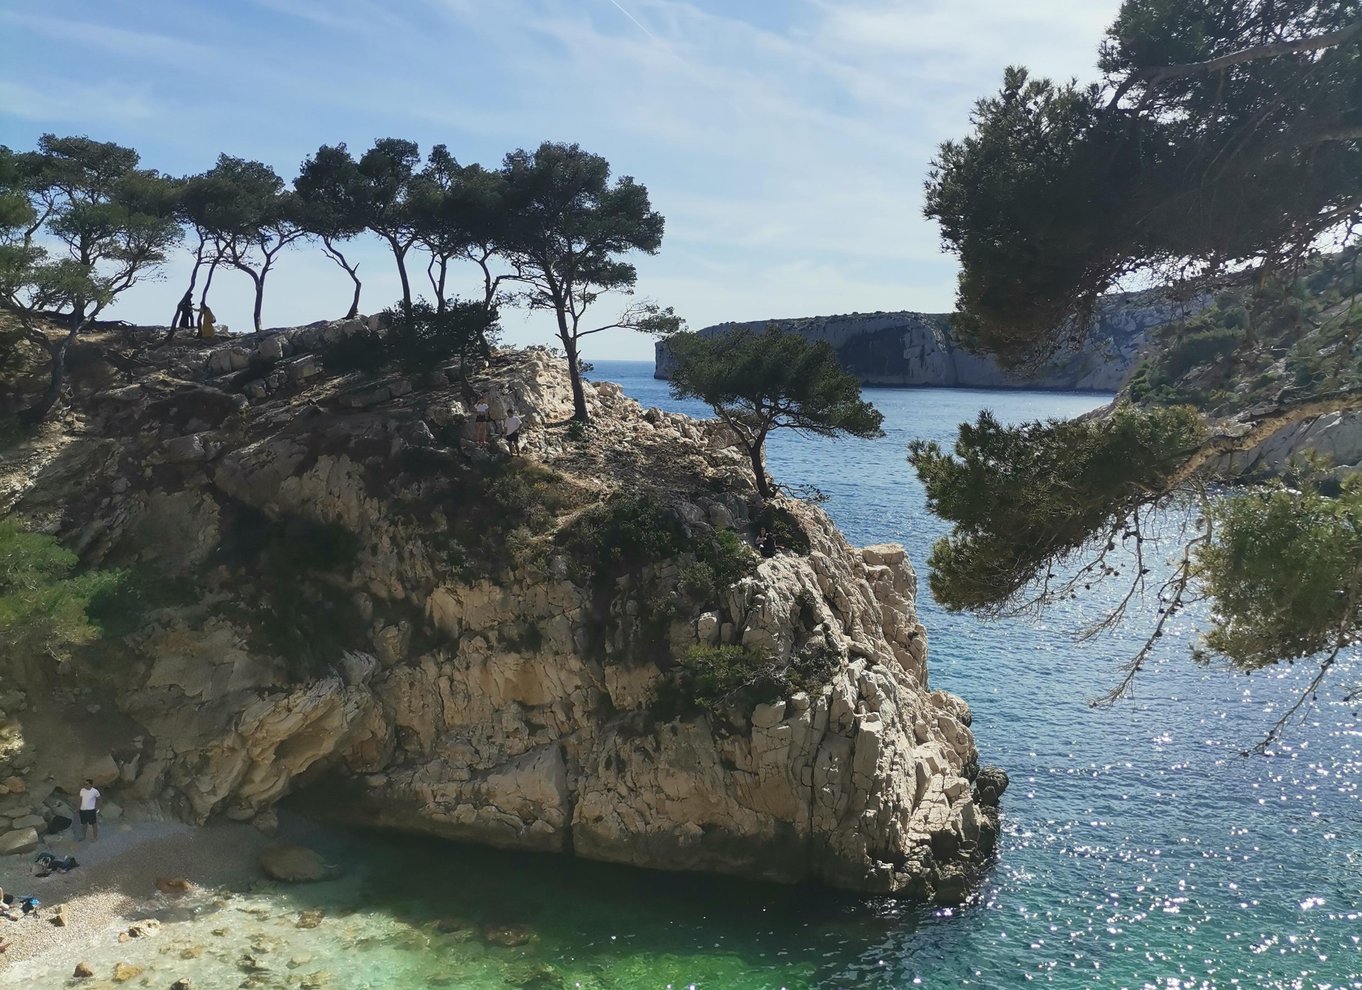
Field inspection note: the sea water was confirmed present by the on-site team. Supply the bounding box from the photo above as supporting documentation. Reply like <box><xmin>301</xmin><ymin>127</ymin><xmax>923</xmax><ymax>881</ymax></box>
<box><xmin>16</xmin><ymin>362</ymin><xmax>1358</xmax><ymax>989</ymax></box>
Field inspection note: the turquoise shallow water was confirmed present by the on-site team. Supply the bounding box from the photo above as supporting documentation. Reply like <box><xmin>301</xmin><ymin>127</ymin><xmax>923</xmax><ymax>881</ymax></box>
<box><xmin>19</xmin><ymin>362</ymin><xmax>1358</xmax><ymax>989</ymax></box>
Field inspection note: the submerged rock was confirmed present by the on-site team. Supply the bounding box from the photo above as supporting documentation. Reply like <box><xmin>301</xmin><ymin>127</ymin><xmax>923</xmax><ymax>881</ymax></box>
<box><xmin>259</xmin><ymin>844</ymin><xmax>333</xmax><ymax>883</ymax></box>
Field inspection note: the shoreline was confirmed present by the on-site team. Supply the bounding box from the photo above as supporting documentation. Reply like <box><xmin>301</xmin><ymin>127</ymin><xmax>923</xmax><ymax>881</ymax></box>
<box><xmin>0</xmin><ymin>820</ymin><xmax>270</xmax><ymax>974</ymax></box>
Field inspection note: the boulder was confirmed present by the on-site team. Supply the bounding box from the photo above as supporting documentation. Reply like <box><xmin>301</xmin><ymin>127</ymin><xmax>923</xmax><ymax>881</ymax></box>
<box><xmin>259</xmin><ymin>843</ymin><xmax>334</xmax><ymax>882</ymax></box>
<box><xmin>973</xmin><ymin>765</ymin><xmax>1010</xmax><ymax>808</ymax></box>
<box><xmin>481</xmin><ymin>922</ymin><xmax>536</xmax><ymax>947</ymax></box>
<box><xmin>258</xmin><ymin>336</ymin><xmax>286</xmax><ymax>363</ymax></box>
<box><xmin>113</xmin><ymin>962</ymin><xmax>144</xmax><ymax>982</ymax></box>
<box><xmin>0</xmin><ymin>826</ymin><xmax>39</xmax><ymax>855</ymax></box>
<box><xmin>73</xmin><ymin>962</ymin><xmax>95</xmax><ymax>978</ymax></box>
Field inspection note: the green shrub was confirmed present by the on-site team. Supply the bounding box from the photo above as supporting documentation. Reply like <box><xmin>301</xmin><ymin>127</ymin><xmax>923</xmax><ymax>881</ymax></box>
<box><xmin>320</xmin><ymin>328</ymin><xmax>389</xmax><ymax>374</ymax></box>
<box><xmin>1161</xmin><ymin>325</ymin><xmax>1242</xmax><ymax>380</ymax></box>
<box><xmin>659</xmin><ymin>642</ymin><xmax>844</xmax><ymax>717</ymax></box>
<box><xmin>86</xmin><ymin>566</ymin><xmax>197</xmax><ymax>638</ymax></box>
<box><xmin>0</xmin><ymin>518</ymin><xmax>129</xmax><ymax>662</ymax></box>
<box><xmin>680</xmin><ymin>528</ymin><xmax>757</xmax><ymax>603</ymax></box>
<box><xmin>560</xmin><ymin>496</ymin><xmax>691</xmax><ymax>586</ymax></box>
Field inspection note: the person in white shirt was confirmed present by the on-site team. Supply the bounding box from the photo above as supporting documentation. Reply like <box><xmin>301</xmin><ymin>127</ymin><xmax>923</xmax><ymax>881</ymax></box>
<box><xmin>473</xmin><ymin>395</ymin><xmax>491</xmax><ymax>446</ymax></box>
<box><xmin>77</xmin><ymin>779</ymin><xmax>101</xmax><ymax>841</ymax></box>
<box><xmin>503</xmin><ymin>412</ymin><xmax>523</xmax><ymax>455</ymax></box>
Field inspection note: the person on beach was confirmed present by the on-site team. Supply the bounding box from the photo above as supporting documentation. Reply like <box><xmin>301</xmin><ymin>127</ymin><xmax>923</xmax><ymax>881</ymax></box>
<box><xmin>473</xmin><ymin>394</ymin><xmax>491</xmax><ymax>446</ymax></box>
<box><xmin>758</xmin><ymin>528</ymin><xmax>777</xmax><ymax>558</ymax></box>
<box><xmin>77</xmin><ymin>779</ymin><xmax>101</xmax><ymax>841</ymax></box>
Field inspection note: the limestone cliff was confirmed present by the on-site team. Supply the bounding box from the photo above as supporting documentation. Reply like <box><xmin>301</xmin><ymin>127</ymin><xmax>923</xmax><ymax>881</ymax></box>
<box><xmin>655</xmin><ymin>293</ymin><xmax>1192</xmax><ymax>391</ymax></box>
<box><xmin>0</xmin><ymin>321</ymin><xmax>1003</xmax><ymax>902</ymax></box>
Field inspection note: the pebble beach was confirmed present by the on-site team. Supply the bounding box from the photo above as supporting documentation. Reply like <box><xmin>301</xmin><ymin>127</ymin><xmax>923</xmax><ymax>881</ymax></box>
<box><xmin>0</xmin><ymin>821</ymin><xmax>269</xmax><ymax>977</ymax></box>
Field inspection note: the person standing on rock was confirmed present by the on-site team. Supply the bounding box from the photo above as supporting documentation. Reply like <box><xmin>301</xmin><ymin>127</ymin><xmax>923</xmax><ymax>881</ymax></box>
<box><xmin>77</xmin><ymin>779</ymin><xmax>101</xmax><ymax>842</ymax></box>
<box><xmin>174</xmin><ymin>290</ymin><xmax>195</xmax><ymax>330</ymax></box>
<box><xmin>473</xmin><ymin>394</ymin><xmax>491</xmax><ymax>446</ymax></box>
<box><xmin>165</xmin><ymin>290</ymin><xmax>196</xmax><ymax>343</ymax></box>
<box><xmin>487</xmin><ymin>388</ymin><xmax>509</xmax><ymax>439</ymax></box>
<box><xmin>198</xmin><ymin>302</ymin><xmax>216</xmax><ymax>340</ymax></box>
<box><xmin>503</xmin><ymin>410</ymin><xmax>523</xmax><ymax>456</ymax></box>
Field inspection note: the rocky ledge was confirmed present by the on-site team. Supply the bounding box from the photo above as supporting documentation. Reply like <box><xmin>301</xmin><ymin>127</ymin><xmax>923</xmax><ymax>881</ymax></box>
<box><xmin>2</xmin><ymin>320</ymin><xmax>1005</xmax><ymax>902</ymax></box>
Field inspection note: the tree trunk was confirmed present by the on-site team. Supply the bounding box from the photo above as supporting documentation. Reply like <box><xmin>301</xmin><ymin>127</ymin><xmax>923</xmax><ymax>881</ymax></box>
<box><xmin>251</xmin><ymin>270</ymin><xmax>265</xmax><ymax>333</ymax></box>
<box><xmin>20</xmin><ymin>326</ymin><xmax>78</xmax><ymax>425</ymax></box>
<box><xmin>747</xmin><ymin>435</ymin><xmax>772</xmax><ymax>500</ymax></box>
<box><xmin>560</xmin><ymin>327</ymin><xmax>589</xmax><ymax>422</ymax></box>
<box><xmin>389</xmin><ymin>238</ymin><xmax>413</xmax><ymax>316</ymax></box>
<box><xmin>346</xmin><ymin>276</ymin><xmax>361</xmax><ymax>319</ymax></box>
<box><xmin>199</xmin><ymin>253</ymin><xmax>221</xmax><ymax>309</ymax></box>
<box><xmin>321</xmin><ymin>239</ymin><xmax>362</xmax><ymax>319</ymax></box>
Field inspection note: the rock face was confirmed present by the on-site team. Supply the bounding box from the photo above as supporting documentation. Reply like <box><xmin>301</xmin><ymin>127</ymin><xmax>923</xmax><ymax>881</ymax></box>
<box><xmin>2</xmin><ymin>324</ymin><xmax>1002</xmax><ymax>901</ymax></box>
<box><xmin>655</xmin><ymin>294</ymin><xmax>1195</xmax><ymax>391</ymax></box>
<box><xmin>1215</xmin><ymin>409</ymin><xmax>1362</xmax><ymax>480</ymax></box>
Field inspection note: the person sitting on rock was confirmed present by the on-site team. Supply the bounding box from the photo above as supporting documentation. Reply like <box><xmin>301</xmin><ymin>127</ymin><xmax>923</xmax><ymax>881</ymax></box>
<box><xmin>757</xmin><ymin>528</ymin><xmax>777</xmax><ymax>559</ymax></box>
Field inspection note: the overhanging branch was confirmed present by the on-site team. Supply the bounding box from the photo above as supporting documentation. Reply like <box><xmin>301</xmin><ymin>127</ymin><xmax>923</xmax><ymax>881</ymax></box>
<box><xmin>1107</xmin><ymin>18</ymin><xmax>1362</xmax><ymax>108</ymax></box>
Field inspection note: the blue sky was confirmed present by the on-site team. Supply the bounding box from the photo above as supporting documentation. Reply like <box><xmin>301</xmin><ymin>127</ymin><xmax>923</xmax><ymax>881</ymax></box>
<box><xmin>0</xmin><ymin>0</ymin><xmax>1120</xmax><ymax>360</ymax></box>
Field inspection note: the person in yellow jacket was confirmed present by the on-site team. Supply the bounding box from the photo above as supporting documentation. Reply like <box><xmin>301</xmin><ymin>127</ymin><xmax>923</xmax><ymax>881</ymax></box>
<box><xmin>198</xmin><ymin>302</ymin><xmax>216</xmax><ymax>339</ymax></box>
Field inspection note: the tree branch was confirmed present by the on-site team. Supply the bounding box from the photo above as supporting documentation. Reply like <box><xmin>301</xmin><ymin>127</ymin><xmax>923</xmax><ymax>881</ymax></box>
<box><xmin>1108</xmin><ymin>18</ymin><xmax>1362</xmax><ymax>108</ymax></box>
<box><xmin>1145</xmin><ymin>19</ymin><xmax>1359</xmax><ymax>85</ymax></box>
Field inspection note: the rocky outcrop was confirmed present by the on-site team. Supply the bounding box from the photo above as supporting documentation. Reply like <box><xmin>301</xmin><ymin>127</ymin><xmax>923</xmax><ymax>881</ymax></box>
<box><xmin>1215</xmin><ymin>409</ymin><xmax>1362</xmax><ymax>480</ymax></box>
<box><xmin>655</xmin><ymin>294</ymin><xmax>1195</xmax><ymax>391</ymax></box>
<box><xmin>1</xmin><ymin>323</ymin><xmax>1002</xmax><ymax>901</ymax></box>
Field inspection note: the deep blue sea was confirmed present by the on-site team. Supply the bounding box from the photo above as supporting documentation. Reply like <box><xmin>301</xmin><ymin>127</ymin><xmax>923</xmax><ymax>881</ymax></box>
<box><xmin>21</xmin><ymin>361</ymin><xmax>1358</xmax><ymax>989</ymax></box>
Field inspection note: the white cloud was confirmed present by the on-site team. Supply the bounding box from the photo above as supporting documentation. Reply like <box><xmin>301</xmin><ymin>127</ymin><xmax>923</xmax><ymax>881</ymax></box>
<box><xmin>0</xmin><ymin>0</ymin><xmax>1125</xmax><ymax>360</ymax></box>
<box><xmin>0</xmin><ymin>78</ymin><xmax>161</xmax><ymax>125</ymax></box>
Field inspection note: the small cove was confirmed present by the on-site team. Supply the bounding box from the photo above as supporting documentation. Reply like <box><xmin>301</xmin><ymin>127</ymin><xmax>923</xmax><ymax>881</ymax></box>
<box><xmin>12</xmin><ymin>360</ymin><xmax>1359</xmax><ymax>989</ymax></box>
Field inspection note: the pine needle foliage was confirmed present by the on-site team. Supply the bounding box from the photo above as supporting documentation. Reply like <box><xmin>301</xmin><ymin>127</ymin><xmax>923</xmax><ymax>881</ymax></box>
<box><xmin>909</xmin><ymin>405</ymin><xmax>1207</xmax><ymax>614</ymax></box>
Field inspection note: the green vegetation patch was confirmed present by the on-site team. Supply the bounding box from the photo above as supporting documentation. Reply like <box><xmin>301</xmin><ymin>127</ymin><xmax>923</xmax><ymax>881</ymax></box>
<box><xmin>557</xmin><ymin>495</ymin><xmax>761</xmax><ymax>668</ymax></box>
<box><xmin>657</xmin><ymin>642</ymin><xmax>843</xmax><ymax>718</ymax></box>
<box><xmin>415</xmin><ymin>458</ymin><xmax>582</xmax><ymax>580</ymax></box>
<box><xmin>0</xmin><ymin>520</ymin><xmax>132</xmax><ymax>667</ymax></box>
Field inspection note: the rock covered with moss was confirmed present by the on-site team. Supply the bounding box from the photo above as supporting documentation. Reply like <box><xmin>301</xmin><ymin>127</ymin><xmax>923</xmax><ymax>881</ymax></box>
<box><xmin>3</xmin><ymin>323</ymin><xmax>1002</xmax><ymax>901</ymax></box>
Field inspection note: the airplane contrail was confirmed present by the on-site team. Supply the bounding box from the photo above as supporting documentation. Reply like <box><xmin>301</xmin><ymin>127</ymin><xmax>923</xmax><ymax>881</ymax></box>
<box><xmin>604</xmin><ymin>0</ymin><xmax>660</xmax><ymax>42</ymax></box>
